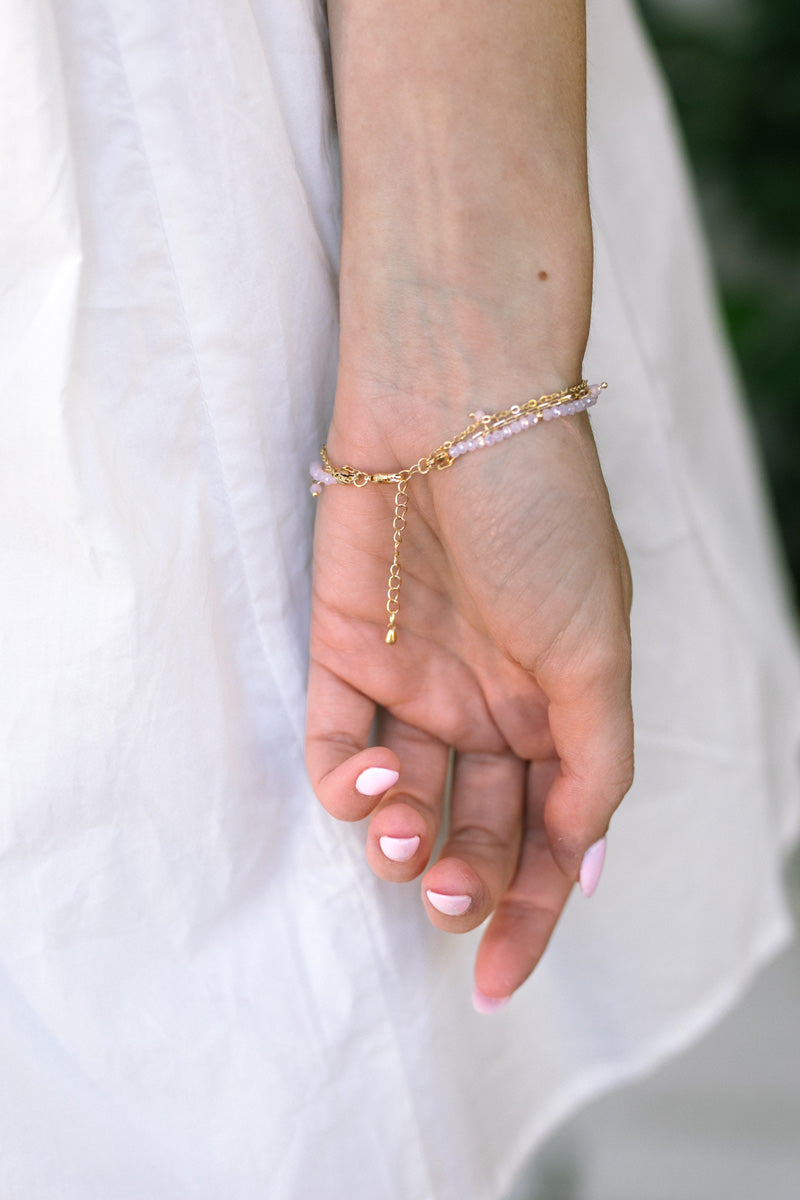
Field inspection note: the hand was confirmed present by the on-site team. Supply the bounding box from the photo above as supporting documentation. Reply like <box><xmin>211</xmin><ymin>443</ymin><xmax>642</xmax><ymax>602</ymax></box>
<box><xmin>305</xmin><ymin>387</ymin><xmax>633</xmax><ymax>1007</ymax></box>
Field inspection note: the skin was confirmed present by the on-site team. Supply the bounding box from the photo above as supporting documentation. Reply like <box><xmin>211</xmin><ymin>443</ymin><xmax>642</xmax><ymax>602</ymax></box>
<box><xmin>305</xmin><ymin>0</ymin><xmax>634</xmax><ymax>1003</ymax></box>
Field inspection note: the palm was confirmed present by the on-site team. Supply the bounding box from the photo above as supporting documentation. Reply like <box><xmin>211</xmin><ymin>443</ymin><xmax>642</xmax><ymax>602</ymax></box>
<box><xmin>306</xmin><ymin>409</ymin><xmax>632</xmax><ymax>1003</ymax></box>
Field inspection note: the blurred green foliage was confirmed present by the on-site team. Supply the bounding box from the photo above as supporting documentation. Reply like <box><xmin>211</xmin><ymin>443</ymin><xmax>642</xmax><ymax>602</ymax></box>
<box><xmin>638</xmin><ymin>0</ymin><xmax>800</xmax><ymax>598</ymax></box>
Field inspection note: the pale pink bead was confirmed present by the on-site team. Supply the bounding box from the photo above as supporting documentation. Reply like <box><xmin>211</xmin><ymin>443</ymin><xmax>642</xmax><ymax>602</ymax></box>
<box><xmin>519</xmin><ymin>416</ymin><xmax>530</xmax><ymax>429</ymax></box>
<box><xmin>310</xmin><ymin>461</ymin><xmax>325</xmax><ymax>481</ymax></box>
<box><xmin>473</xmin><ymin>408</ymin><xmax>487</xmax><ymax>421</ymax></box>
<box><xmin>510</xmin><ymin>420</ymin><xmax>522</xmax><ymax>433</ymax></box>
<box><xmin>542</xmin><ymin>409</ymin><xmax>554</xmax><ymax>421</ymax></box>
<box><xmin>586</xmin><ymin>392</ymin><xmax>598</xmax><ymax>407</ymax></box>
<box><xmin>310</xmin><ymin>483</ymin><xmax>321</xmax><ymax>497</ymax></box>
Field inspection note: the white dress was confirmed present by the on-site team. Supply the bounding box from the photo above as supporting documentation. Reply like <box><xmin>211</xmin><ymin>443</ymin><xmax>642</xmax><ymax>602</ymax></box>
<box><xmin>1</xmin><ymin>1</ymin><xmax>798</xmax><ymax>1197</ymax></box>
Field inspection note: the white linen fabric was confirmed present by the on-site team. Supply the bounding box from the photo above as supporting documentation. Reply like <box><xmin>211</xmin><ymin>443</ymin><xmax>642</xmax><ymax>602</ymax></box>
<box><xmin>1</xmin><ymin>1</ymin><xmax>798</xmax><ymax>1197</ymax></box>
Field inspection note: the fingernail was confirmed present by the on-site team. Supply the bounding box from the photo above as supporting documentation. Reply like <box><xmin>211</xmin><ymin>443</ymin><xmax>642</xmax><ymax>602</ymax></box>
<box><xmin>425</xmin><ymin>890</ymin><xmax>471</xmax><ymax>916</ymax></box>
<box><xmin>472</xmin><ymin>987</ymin><xmax>511</xmax><ymax>1015</ymax></box>
<box><xmin>579</xmin><ymin>837</ymin><xmax>607</xmax><ymax>898</ymax></box>
<box><xmin>379</xmin><ymin>834</ymin><xmax>420</xmax><ymax>862</ymax></box>
<box><xmin>355</xmin><ymin>766</ymin><xmax>399</xmax><ymax>796</ymax></box>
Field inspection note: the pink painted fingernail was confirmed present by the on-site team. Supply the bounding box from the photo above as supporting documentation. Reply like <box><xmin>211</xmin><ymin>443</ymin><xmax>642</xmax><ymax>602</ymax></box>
<box><xmin>472</xmin><ymin>987</ymin><xmax>511</xmax><ymax>1015</ymax></box>
<box><xmin>379</xmin><ymin>835</ymin><xmax>420</xmax><ymax>862</ymax></box>
<box><xmin>355</xmin><ymin>766</ymin><xmax>399</xmax><ymax>796</ymax></box>
<box><xmin>425</xmin><ymin>890</ymin><xmax>472</xmax><ymax>917</ymax></box>
<box><xmin>579</xmin><ymin>837</ymin><xmax>607</xmax><ymax>898</ymax></box>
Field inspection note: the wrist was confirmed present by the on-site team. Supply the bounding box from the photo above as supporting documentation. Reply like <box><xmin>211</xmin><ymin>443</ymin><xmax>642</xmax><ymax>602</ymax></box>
<box><xmin>334</xmin><ymin>246</ymin><xmax>592</xmax><ymax>465</ymax></box>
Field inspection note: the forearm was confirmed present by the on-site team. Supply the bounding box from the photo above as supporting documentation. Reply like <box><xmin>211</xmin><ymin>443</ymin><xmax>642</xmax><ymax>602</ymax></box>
<box><xmin>328</xmin><ymin>0</ymin><xmax>593</xmax><ymax>415</ymax></box>
<box><xmin>313</xmin><ymin>5</ymin><xmax>633</xmax><ymax>1000</ymax></box>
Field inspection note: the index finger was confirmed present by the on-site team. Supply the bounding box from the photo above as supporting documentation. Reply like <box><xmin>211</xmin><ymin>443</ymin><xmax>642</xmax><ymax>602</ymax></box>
<box><xmin>305</xmin><ymin>659</ymin><xmax>399</xmax><ymax>821</ymax></box>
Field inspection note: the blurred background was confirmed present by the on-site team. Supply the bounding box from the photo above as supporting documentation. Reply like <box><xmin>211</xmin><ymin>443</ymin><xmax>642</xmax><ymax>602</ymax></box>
<box><xmin>511</xmin><ymin>1</ymin><xmax>800</xmax><ymax>1195</ymax></box>
<box><xmin>641</xmin><ymin>0</ymin><xmax>800</xmax><ymax>600</ymax></box>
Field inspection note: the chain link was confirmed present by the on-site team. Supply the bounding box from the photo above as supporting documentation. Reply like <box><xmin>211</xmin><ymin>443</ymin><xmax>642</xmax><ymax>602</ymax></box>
<box><xmin>384</xmin><ymin>475</ymin><xmax>410</xmax><ymax>644</ymax></box>
<box><xmin>317</xmin><ymin>379</ymin><xmax>596</xmax><ymax>643</ymax></box>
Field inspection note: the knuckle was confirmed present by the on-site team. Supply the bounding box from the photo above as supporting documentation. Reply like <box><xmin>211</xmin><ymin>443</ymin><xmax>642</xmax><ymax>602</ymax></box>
<box><xmin>447</xmin><ymin>823</ymin><xmax>512</xmax><ymax>856</ymax></box>
<box><xmin>615</xmin><ymin>750</ymin><xmax>635</xmax><ymax>799</ymax></box>
<box><xmin>583</xmin><ymin>626</ymin><xmax>631</xmax><ymax>687</ymax></box>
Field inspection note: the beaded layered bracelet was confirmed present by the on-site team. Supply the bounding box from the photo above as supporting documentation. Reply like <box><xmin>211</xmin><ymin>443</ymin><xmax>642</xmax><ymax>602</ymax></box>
<box><xmin>310</xmin><ymin>379</ymin><xmax>606</xmax><ymax>644</ymax></box>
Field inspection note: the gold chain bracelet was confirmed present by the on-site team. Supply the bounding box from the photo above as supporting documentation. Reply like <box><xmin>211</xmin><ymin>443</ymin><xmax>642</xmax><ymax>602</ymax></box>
<box><xmin>310</xmin><ymin>379</ymin><xmax>606</xmax><ymax>644</ymax></box>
